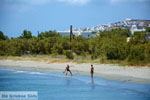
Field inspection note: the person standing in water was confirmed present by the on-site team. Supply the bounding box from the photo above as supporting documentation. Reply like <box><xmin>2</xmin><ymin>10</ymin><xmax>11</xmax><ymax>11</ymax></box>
<box><xmin>90</xmin><ymin>65</ymin><xmax>94</xmax><ymax>78</ymax></box>
<box><xmin>63</xmin><ymin>64</ymin><xmax>73</xmax><ymax>76</ymax></box>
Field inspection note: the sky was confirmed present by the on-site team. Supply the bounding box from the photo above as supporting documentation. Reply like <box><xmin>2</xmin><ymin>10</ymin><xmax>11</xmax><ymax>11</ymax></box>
<box><xmin>0</xmin><ymin>0</ymin><xmax>150</xmax><ymax>37</ymax></box>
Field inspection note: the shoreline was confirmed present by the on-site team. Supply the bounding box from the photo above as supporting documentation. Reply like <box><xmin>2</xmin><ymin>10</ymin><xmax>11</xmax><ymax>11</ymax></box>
<box><xmin>0</xmin><ymin>60</ymin><xmax>150</xmax><ymax>84</ymax></box>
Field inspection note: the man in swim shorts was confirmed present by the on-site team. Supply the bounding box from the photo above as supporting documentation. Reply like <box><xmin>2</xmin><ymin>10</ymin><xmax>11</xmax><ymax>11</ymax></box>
<box><xmin>63</xmin><ymin>64</ymin><xmax>73</xmax><ymax>76</ymax></box>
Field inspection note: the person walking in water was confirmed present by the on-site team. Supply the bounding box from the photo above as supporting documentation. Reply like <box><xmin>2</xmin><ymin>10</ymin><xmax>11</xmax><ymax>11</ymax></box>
<box><xmin>90</xmin><ymin>65</ymin><xmax>94</xmax><ymax>78</ymax></box>
<box><xmin>63</xmin><ymin>64</ymin><xmax>73</xmax><ymax>76</ymax></box>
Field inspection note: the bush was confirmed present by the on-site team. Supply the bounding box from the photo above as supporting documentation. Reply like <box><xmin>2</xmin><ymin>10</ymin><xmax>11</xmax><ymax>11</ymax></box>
<box><xmin>65</xmin><ymin>50</ymin><xmax>74</xmax><ymax>59</ymax></box>
<box><xmin>145</xmin><ymin>43</ymin><xmax>150</xmax><ymax>62</ymax></box>
<box><xmin>0</xmin><ymin>28</ymin><xmax>150</xmax><ymax>66</ymax></box>
<box><xmin>51</xmin><ymin>44</ymin><xmax>63</xmax><ymax>55</ymax></box>
<box><xmin>128</xmin><ymin>45</ymin><xmax>145</xmax><ymax>61</ymax></box>
<box><xmin>106</xmin><ymin>43</ymin><xmax>128</xmax><ymax>60</ymax></box>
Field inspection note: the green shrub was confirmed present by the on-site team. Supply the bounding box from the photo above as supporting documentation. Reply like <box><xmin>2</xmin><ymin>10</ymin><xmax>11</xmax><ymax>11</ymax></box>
<box><xmin>128</xmin><ymin>45</ymin><xmax>145</xmax><ymax>61</ymax></box>
<box><xmin>65</xmin><ymin>50</ymin><xmax>74</xmax><ymax>59</ymax></box>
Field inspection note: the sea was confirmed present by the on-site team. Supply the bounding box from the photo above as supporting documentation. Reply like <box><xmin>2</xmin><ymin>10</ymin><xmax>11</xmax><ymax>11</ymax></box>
<box><xmin>0</xmin><ymin>68</ymin><xmax>150</xmax><ymax>100</ymax></box>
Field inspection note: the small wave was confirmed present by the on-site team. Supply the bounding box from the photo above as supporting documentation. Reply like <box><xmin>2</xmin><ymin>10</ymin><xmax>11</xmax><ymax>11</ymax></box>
<box><xmin>14</xmin><ymin>70</ymin><xmax>27</xmax><ymax>73</ymax></box>
<box><xmin>28</xmin><ymin>72</ymin><xmax>46</xmax><ymax>75</ymax></box>
<box><xmin>13</xmin><ymin>70</ymin><xmax>46</xmax><ymax>75</ymax></box>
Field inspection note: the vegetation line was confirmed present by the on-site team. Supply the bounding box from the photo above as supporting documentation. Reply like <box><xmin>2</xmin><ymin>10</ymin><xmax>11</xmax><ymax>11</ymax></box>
<box><xmin>0</xmin><ymin>28</ymin><xmax>150</xmax><ymax>66</ymax></box>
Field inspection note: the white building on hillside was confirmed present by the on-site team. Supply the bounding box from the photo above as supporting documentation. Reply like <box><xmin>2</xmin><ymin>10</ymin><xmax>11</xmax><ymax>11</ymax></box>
<box><xmin>130</xmin><ymin>25</ymin><xmax>145</xmax><ymax>35</ymax></box>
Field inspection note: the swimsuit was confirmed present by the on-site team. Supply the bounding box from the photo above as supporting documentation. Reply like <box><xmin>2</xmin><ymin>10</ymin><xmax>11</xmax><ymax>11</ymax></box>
<box><xmin>91</xmin><ymin>68</ymin><xmax>94</xmax><ymax>73</ymax></box>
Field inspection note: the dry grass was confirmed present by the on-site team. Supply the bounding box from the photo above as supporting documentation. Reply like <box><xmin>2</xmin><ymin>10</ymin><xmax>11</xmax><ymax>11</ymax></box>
<box><xmin>0</xmin><ymin>55</ymin><xmax>71</xmax><ymax>63</ymax></box>
<box><xmin>0</xmin><ymin>55</ymin><xmax>149</xmax><ymax>67</ymax></box>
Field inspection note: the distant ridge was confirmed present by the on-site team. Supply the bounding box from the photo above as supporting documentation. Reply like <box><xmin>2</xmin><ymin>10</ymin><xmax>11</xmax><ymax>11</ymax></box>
<box><xmin>68</xmin><ymin>18</ymin><xmax>150</xmax><ymax>33</ymax></box>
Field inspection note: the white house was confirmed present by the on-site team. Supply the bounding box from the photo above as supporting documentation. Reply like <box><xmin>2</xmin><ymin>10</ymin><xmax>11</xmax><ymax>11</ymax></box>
<box><xmin>130</xmin><ymin>25</ymin><xmax>145</xmax><ymax>35</ymax></box>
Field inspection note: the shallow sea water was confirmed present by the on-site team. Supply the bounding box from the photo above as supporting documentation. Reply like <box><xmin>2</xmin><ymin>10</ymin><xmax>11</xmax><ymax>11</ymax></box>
<box><xmin>0</xmin><ymin>68</ymin><xmax>150</xmax><ymax>100</ymax></box>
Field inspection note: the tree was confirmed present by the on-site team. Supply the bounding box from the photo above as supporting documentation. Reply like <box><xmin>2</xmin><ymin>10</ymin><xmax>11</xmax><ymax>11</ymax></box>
<box><xmin>0</xmin><ymin>31</ymin><xmax>8</xmax><ymax>40</ymax></box>
<box><xmin>20</xmin><ymin>30</ymin><xmax>32</xmax><ymax>39</ymax></box>
<box><xmin>38</xmin><ymin>31</ymin><xmax>60</xmax><ymax>39</ymax></box>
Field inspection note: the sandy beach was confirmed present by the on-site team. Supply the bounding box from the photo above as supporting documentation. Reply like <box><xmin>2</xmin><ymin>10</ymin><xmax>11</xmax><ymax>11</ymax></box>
<box><xmin>0</xmin><ymin>60</ymin><xmax>150</xmax><ymax>83</ymax></box>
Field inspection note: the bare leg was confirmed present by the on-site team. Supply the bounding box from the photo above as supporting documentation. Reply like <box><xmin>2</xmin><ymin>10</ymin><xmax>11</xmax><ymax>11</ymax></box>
<box><xmin>69</xmin><ymin>71</ymin><xmax>73</xmax><ymax>76</ymax></box>
<box><xmin>66</xmin><ymin>71</ymin><xmax>68</xmax><ymax>76</ymax></box>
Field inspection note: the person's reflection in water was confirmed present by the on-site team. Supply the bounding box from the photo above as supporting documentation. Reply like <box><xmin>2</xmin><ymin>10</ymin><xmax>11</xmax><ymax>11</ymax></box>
<box><xmin>65</xmin><ymin>77</ymin><xmax>71</xmax><ymax>86</ymax></box>
<box><xmin>91</xmin><ymin>77</ymin><xmax>95</xmax><ymax>90</ymax></box>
